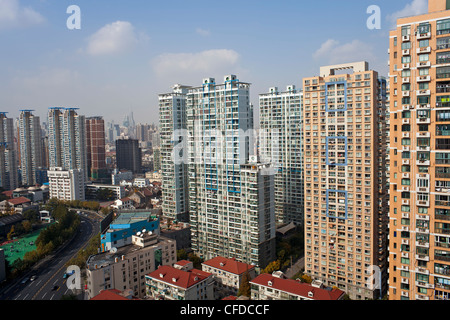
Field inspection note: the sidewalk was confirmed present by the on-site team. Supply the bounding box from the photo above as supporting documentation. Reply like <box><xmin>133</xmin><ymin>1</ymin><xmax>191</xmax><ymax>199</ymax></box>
<box><xmin>283</xmin><ymin>256</ymin><xmax>305</xmax><ymax>279</ymax></box>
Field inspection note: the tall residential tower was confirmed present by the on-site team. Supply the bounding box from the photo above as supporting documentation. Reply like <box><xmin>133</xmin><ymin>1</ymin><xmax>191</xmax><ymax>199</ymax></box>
<box><xmin>302</xmin><ymin>62</ymin><xmax>389</xmax><ymax>300</ymax></box>
<box><xmin>388</xmin><ymin>0</ymin><xmax>450</xmax><ymax>301</ymax></box>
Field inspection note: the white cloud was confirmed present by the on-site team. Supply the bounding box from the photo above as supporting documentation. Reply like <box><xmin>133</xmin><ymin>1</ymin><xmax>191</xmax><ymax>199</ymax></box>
<box><xmin>152</xmin><ymin>49</ymin><xmax>241</xmax><ymax>77</ymax></box>
<box><xmin>313</xmin><ymin>39</ymin><xmax>377</xmax><ymax>65</ymax></box>
<box><xmin>196</xmin><ymin>28</ymin><xmax>211</xmax><ymax>36</ymax></box>
<box><xmin>386</xmin><ymin>0</ymin><xmax>428</xmax><ymax>27</ymax></box>
<box><xmin>86</xmin><ymin>21</ymin><xmax>144</xmax><ymax>56</ymax></box>
<box><xmin>0</xmin><ymin>0</ymin><xmax>44</xmax><ymax>29</ymax></box>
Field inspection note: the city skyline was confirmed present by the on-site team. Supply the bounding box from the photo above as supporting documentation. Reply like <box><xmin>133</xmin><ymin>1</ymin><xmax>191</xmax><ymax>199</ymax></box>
<box><xmin>0</xmin><ymin>0</ymin><xmax>430</xmax><ymax>124</ymax></box>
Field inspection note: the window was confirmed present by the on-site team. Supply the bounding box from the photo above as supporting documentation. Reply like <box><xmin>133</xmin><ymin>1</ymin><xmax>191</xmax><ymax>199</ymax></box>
<box><xmin>437</xmin><ymin>36</ymin><xmax>450</xmax><ymax>50</ymax></box>
<box><xmin>418</xmin><ymin>23</ymin><xmax>431</xmax><ymax>34</ymax></box>
<box><xmin>419</xmin><ymin>40</ymin><xmax>429</xmax><ymax>48</ymax></box>
<box><xmin>437</xmin><ymin>51</ymin><xmax>450</xmax><ymax>64</ymax></box>
<box><xmin>437</xmin><ymin>19</ymin><xmax>450</xmax><ymax>35</ymax></box>
<box><xmin>437</xmin><ymin>66</ymin><xmax>450</xmax><ymax>79</ymax></box>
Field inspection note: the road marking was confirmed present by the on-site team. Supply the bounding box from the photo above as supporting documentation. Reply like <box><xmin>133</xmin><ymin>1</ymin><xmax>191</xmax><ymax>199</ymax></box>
<box><xmin>23</xmin><ymin>294</ymin><xmax>29</xmax><ymax>300</ymax></box>
<box><xmin>42</xmin><ymin>292</ymin><xmax>47</xmax><ymax>299</ymax></box>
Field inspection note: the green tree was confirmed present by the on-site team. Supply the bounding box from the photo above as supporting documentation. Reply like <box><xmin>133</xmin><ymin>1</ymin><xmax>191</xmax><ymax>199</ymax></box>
<box><xmin>237</xmin><ymin>271</ymin><xmax>251</xmax><ymax>298</ymax></box>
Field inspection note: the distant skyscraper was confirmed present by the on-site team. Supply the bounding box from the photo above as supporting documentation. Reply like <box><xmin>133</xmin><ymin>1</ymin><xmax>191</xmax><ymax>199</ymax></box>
<box><xmin>116</xmin><ymin>138</ymin><xmax>142</xmax><ymax>174</ymax></box>
<box><xmin>47</xmin><ymin>107</ymin><xmax>88</xmax><ymax>181</ymax></box>
<box><xmin>86</xmin><ymin>117</ymin><xmax>107</xmax><ymax>181</ymax></box>
<box><xmin>302</xmin><ymin>62</ymin><xmax>388</xmax><ymax>300</ymax></box>
<box><xmin>18</xmin><ymin>110</ymin><xmax>43</xmax><ymax>186</ymax></box>
<box><xmin>259</xmin><ymin>85</ymin><xmax>304</xmax><ymax>226</ymax></box>
<box><xmin>0</xmin><ymin>113</ymin><xmax>18</xmax><ymax>190</ymax></box>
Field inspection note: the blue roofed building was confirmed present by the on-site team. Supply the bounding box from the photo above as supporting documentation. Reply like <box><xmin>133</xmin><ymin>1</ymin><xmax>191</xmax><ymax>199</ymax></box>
<box><xmin>100</xmin><ymin>210</ymin><xmax>160</xmax><ymax>253</ymax></box>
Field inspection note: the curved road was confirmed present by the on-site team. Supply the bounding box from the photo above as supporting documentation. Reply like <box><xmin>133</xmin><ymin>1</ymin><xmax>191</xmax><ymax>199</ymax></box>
<box><xmin>0</xmin><ymin>211</ymin><xmax>100</xmax><ymax>301</ymax></box>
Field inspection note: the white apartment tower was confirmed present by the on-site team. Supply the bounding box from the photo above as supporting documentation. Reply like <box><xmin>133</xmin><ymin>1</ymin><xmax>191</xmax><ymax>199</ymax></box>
<box><xmin>0</xmin><ymin>113</ymin><xmax>18</xmax><ymax>190</ymax></box>
<box><xmin>186</xmin><ymin>75</ymin><xmax>275</xmax><ymax>269</ymax></box>
<box><xmin>259</xmin><ymin>86</ymin><xmax>304</xmax><ymax>226</ymax></box>
<box><xmin>159</xmin><ymin>85</ymin><xmax>191</xmax><ymax>222</ymax></box>
<box><xmin>47</xmin><ymin>107</ymin><xmax>88</xmax><ymax>181</ymax></box>
<box><xmin>18</xmin><ymin>110</ymin><xmax>43</xmax><ymax>186</ymax></box>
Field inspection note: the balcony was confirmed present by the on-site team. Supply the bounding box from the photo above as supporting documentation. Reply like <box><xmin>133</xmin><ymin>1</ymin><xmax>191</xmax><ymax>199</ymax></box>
<box><xmin>415</xmin><ymin>281</ymin><xmax>434</xmax><ymax>289</ymax></box>
<box><xmin>416</xmin><ymin>254</ymin><xmax>430</xmax><ymax>261</ymax></box>
<box><xmin>402</xmin><ymin>159</ymin><xmax>410</xmax><ymax>165</ymax></box>
<box><xmin>415</xmin><ymin>241</ymin><xmax>430</xmax><ymax>248</ymax></box>
<box><xmin>417</xmin><ymin>75</ymin><xmax>431</xmax><ymax>82</ymax></box>
<box><xmin>416</xmin><ymin>200</ymin><xmax>430</xmax><ymax>207</ymax></box>
<box><xmin>402</xmin><ymin>91</ymin><xmax>410</xmax><ymax>97</ymax></box>
<box><xmin>402</xmin><ymin>77</ymin><xmax>410</xmax><ymax>84</ymax></box>
<box><xmin>416</xmin><ymin>104</ymin><xmax>431</xmax><ymax>110</ymax></box>
<box><xmin>417</xmin><ymin>61</ymin><xmax>431</xmax><ymax>68</ymax></box>
<box><xmin>402</xmin><ymin>118</ymin><xmax>410</xmax><ymax>125</ymax></box>
<box><xmin>416</xmin><ymin>294</ymin><xmax>430</xmax><ymax>300</ymax></box>
<box><xmin>417</xmin><ymin>132</ymin><xmax>431</xmax><ymax>138</ymax></box>
<box><xmin>417</xmin><ymin>117</ymin><xmax>431</xmax><ymax>124</ymax></box>
<box><xmin>402</xmin><ymin>49</ymin><xmax>410</xmax><ymax>55</ymax></box>
<box><xmin>417</xmin><ymin>32</ymin><xmax>431</xmax><ymax>40</ymax></box>
<box><xmin>417</xmin><ymin>47</ymin><xmax>431</xmax><ymax>54</ymax></box>
<box><xmin>417</xmin><ymin>90</ymin><xmax>431</xmax><ymax>96</ymax></box>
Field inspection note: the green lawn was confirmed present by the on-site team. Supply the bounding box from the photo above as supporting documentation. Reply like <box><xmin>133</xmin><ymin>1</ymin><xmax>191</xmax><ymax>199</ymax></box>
<box><xmin>1</xmin><ymin>229</ymin><xmax>42</xmax><ymax>264</ymax></box>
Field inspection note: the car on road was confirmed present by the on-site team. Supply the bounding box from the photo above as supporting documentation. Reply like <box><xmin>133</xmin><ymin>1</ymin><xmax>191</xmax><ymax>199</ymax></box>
<box><xmin>30</xmin><ymin>275</ymin><xmax>37</xmax><ymax>281</ymax></box>
<box><xmin>63</xmin><ymin>270</ymin><xmax>75</xmax><ymax>279</ymax></box>
<box><xmin>20</xmin><ymin>277</ymin><xmax>29</xmax><ymax>284</ymax></box>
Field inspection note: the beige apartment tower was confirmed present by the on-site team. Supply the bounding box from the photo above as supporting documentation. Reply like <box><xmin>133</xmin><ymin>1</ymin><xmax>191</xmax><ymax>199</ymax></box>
<box><xmin>388</xmin><ymin>0</ymin><xmax>450</xmax><ymax>301</ymax></box>
<box><xmin>302</xmin><ymin>62</ymin><xmax>389</xmax><ymax>300</ymax></box>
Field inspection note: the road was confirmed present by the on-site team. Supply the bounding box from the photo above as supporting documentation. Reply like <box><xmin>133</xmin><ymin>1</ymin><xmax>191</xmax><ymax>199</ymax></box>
<box><xmin>0</xmin><ymin>211</ymin><xmax>101</xmax><ymax>301</ymax></box>
<box><xmin>284</xmin><ymin>256</ymin><xmax>305</xmax><ymax>279</ymax></box>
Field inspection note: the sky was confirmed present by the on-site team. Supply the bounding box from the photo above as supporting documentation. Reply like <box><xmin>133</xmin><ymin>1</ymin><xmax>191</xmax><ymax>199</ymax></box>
<box><xmin>0</xmin><ymin>0</ymin><xmax>431</xmax><ymax>125</ymax></box>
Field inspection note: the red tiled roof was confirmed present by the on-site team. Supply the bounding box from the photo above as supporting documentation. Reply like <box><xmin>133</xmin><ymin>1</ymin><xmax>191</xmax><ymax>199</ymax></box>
<box><xmin>8</xmin><ymin>197</ymin><xmax>31</xmax><ymax>206</ymax></box>
<box><xmin>202</xmin><ymin>256</ymin><xmax>255</xmax><ymax>275</ymax></box>
<box><xmin>222</xmin><ymin>296</ymin><xmax>237</xmax><ymax>300</ymax></box>
<box><xmin>90</xmin><ymin>289</ymin><xmax>133</xmax><ymax>300</ymax></box>
<box><xmin>2</xmin><ymin>191</ymin><xmax>13</xmax><ymax>198</ymax></box>
<box><xmin>175</xmin><ymin>260</ymin><xmax>192</xmax><ymax>267</ymax></box>
<box><xmin>250</xmin><ymin>274</ymin><xmax>345</xmax><ymax>300</ymax></box>
<box><xmin>147</xmin><ymin>265</ymin><xmax>212</xmax><ymax>289</ymax></box>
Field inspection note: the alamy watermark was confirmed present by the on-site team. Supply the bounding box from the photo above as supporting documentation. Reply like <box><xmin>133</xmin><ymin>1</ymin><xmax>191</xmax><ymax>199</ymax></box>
<box><xmin>67</xmin><ymin>5</ymin><xmax>81</xmax><ymax>30</ymax></box>
<box><xmin>367</xmin><ymin>5</ymin><xmax>381</xmax><ymax>30</ymax></box>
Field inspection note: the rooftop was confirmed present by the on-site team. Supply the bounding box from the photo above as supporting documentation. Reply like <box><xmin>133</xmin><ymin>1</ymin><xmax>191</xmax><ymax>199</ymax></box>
<box><xmin>202</xmin><ymin>256</ymin><xmax>255</xmax><ymax>275</ymax></box>
<box><xmin>250</xmin><ymin>273</ymin><xmax>345</xmax><ymax>300</ymax></box>
<box><xmin>147</xmin><ymin>265</ymin><xmax>212</xmax><ymax>289</ymax></box>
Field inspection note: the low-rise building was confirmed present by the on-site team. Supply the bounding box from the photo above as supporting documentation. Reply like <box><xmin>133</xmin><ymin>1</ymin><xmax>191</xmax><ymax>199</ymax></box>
<box><xmin>100</xmin><ymin>210</ymin><xmax>160</xmax><ymax>253</ymax></box>
<box><xmin>250</xmin><ymin>272</ymin><xmax>345</xmax><ymax>301</ymax></box>
<box><xmin>202</xmin><ymin>256</ymin><xmax>256</xmax><ymax>299</ymax></box>
<box><xmin>48</xmin><ymin>167</ymin><xmax>85</xmax><ymax>201</ymax></box>
<box><xmin>145</xmin><ymin>260</ymin><xmax>214</xmax><ymax>300</ymax></box>
<box><xmin>86</xmin><ymin>233</ymin><xmax>176</xmax><ymax>299</ymax></box>
<box><xmin>85</xmin><ymin>184</ymin><xmax>125</xmax><ymax>201</ymax></box>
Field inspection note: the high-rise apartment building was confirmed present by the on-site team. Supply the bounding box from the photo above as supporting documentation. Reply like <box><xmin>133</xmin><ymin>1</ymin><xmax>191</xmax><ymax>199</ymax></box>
<box><xmin>186</xmin><ymin>75</ymin><xmax>275</xmax><ymax>269</ymax></box>
<box><xmin>18</xmin><ymin>110</ymin><xmax>43</xmax><ymax>186</ymax></box>
<box><xmin>159</xmin><ymin>84</ymin><xmax>190</xmax><ymax>222</ymax></box>
<box><xmin>259</xmin><ymin>85</ymin><xmax>304</xmax><ymax>226</ymax></box>
<box><xmin>116</xmin><ymin>138</ymin><xmax>142</xmax><ymax>174</ymax></box>
<box><xmin>47</xmin><ymin>107</ymin><xmax>88</xmax><ymax>181</ymax></box>
<box><xmin>388</xmin><ymin>0</ymin><xmax>450</xmax><ymax>301</ymax></box>
<box><xmin>0</xmin><ymin>113</ymin><xmax>18</xmax><ymax>190</ymax></box>
<box><xmin>86</xmin><ymin>116</ymin><xmax>107</xmax><ymax>181</ymax></box>
<box><xmin>302</xmin><ymin>62</ymin><xmax>389</xmax><ymax>300</ymax></box>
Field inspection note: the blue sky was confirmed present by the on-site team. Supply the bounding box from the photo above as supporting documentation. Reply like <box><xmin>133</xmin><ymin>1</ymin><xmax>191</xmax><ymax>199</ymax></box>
<box><xmin>0</xmin><ymin>0</ymin><xmax>430</xmax><ymax>124</ymax></box>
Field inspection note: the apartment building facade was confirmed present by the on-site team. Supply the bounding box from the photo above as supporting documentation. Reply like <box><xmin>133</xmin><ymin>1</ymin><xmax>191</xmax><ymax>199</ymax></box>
<box><xmin>302</xmin><ymin>62</ymin><xmax>389</xmax><ymax>300</ymax></box>
<box><xmin>259</xmin><ymin>85</ymin><xmax>304</xmax><ymax>226</ymax></box>
<box><xmin>388</xmin><ymin>0</ymin><xmax>450</xmax><ymax>301</ymax></box>
<box><xmin>159</xmin><ymin>85</ymin><xmax>191</xmax><ymax>222</ymax></box>
<box><xmin>86</xmin><ymin>233</ymin><xmax>176</xmax><ymax>299</ymax></box>
<box><xmin>0</xmin><ymin>113</ymin><xmax>18</xmax><ymax>191</ymax></box>
<box><xmin>18</xmin><ymin>110</ymin><xmax>43</xmax><ymax>186</ymax></box>
<box><xmin>185</xmin><ymin>75</ymin><xmax>275</xmax><ymax>270</ymax></box>
<box><xmin>48</xmin><ymin>167</ymin><xmax>85</xmax><ymax>201</ymax></box>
